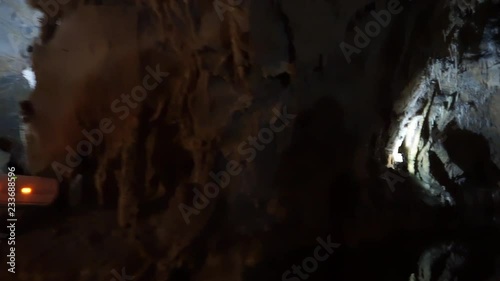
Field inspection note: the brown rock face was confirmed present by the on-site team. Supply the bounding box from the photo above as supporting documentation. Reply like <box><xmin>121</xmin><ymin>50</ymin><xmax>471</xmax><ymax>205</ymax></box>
<box><xmin>2</xmin><ymin>0</ymin><xmax>500</xmax><ymax>280</ymax></box>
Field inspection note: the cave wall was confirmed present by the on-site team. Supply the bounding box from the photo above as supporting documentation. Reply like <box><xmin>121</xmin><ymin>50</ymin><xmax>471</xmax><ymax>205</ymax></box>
<box><xmin>3</xmin><ymin>0</ymin><xmax>500</xmax><ymax>280</ymax></box>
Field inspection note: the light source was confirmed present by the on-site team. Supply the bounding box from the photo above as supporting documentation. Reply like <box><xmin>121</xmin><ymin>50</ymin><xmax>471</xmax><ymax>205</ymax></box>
<box><xmin>20</xmin><ymin>187</ymin><xmax>32</xmax><ymax>194</ymax></box>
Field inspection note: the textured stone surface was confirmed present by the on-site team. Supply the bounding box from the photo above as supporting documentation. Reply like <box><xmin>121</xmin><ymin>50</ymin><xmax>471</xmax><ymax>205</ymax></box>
<box><xmin>1</xmin><ymin>0</ymin><xmax>500</xmax><ymax>280</ymax></box>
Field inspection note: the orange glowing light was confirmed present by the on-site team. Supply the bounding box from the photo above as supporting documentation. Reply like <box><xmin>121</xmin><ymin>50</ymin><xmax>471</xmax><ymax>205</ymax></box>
<box><xmin>21</xmin><ymin>187</ymin><xmax>32</xmax><ymax>194</ymax></box>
